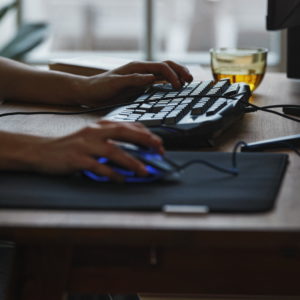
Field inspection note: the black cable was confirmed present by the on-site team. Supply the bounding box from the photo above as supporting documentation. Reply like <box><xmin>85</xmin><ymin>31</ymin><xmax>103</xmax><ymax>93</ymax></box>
<box><xmin>244</xmin><ymin>101</ymin><xmax>300</xmax><ymax>123</ymax></box>
<box><xmin>167</xmin><ymin>141</ymin><xmax>243</xmax><ymax>176</ymax></box>
<box><xmin>275</xmin><ymin>142</ymin><xmax>300</xmax><ymax>156</ymax></box>
<box><xmin>260</xmin><ymin>104</ymin><xmax>300</xmax><ymax>110</ymax></box>
<box><xmin>170</xmin><ymin>137</ymin><xmax>300</xmax><ymax>177</ymax></box>
<box><xmin>175</xmin><ymin>159</ymin><xmax>239</xmax><ymax>175</ymax></box>
<box><xmin>0</xmin><ymin>100</ymin><xmax>138</xmax><ymax>118</ymax></box>
<box><xmin>232</xmin><ymin>141</ymin><xmax>248</xmax><ymax>168</ymax></box>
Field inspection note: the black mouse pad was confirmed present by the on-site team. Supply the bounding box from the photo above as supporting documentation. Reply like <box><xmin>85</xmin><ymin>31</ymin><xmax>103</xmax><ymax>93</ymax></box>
<box><xmin>0</xmin><ymin>152</ymin><xmax>288</xmax><ymax>213</ymax></box>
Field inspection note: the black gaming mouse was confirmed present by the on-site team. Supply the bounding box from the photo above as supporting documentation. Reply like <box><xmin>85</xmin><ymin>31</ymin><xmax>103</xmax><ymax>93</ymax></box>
<box><xmin>83</xmin><ymin>143</ymin><xmax>180</xmax><ymax>183</ymax></box>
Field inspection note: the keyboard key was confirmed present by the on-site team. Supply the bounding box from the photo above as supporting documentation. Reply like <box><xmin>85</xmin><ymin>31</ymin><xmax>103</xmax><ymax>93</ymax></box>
<box><xmin>206</xmin><ymin>87</ymin><xmax>222</xmax><ymax>97</ymax></box>
<box><xmin>156</xmin><ymin>100</ymin><xmax>170</xmax><ymax>105</ymax></box>
<box><xmin>223</xmin><ymin>83</ymin><xmax>241</xmax><ymax>97</ymax></box>
<box><xmin>206</xmin><ymin>99</ymin><xmax>227</xmax><ymax>116</ymax></box>
<box><xmin>125</xmin><ymin>103</ymin><xmax>140</xmax><ymax>108</ymax></box>
<box><xmin>118</xmin><ymin>109</ymin><xmax>134</xmax><ymax>116</ymax></box>
<box><xmin>165</xmin><ymin>111</ymin><xmax>181</xmax><ymax>125</ymax></box>
<box><xmin>211</xmin><ymin>79</ymin><xmax>231</xmax><ymax>94</ymax></box>
<box><xmin>149</xmin><ymin>94</ymin><xmax>166</xmax><ymax>100</ymax></box>
<box><xmin>168</xmin><ymin>98</ymin><xmax>183</xmax><ymax>105</ymax></box>
<box><xmin>190</xmin><ymin>80</ymin><xmax>213</xmax><ymax>97</ymax></box>
<box><xmin>138</xmin><ymin>112</ymin><xmax>167</xmax><ymax>125</ymax></box>
<box><xmin>182</xmin><ymin>98</ymin><xmax>194</xmax><ymax>104</ymax></box>
<box><xmin>135</xmin><ymin>94</ymin><xmax>152</xmax><ymax>102</ymax></box>
<box><xmin>134</xmin><ymin>109</ymin><xmax>148</xmax><ymax>113</ymax></box>
<box><xmin>191</xmin><ymin>102</ymin><xmax>207</xmax><ymax>115</ymax></box>
<box><xmin>151</xmin><ymin>83</ymin><xmax>174</xmax><ymax>92</ymax></box>
<box><xmin>125</xmin><ymin>115</ymin><xmax>140</xmax><ymax>121</ymax></box>
<box><xmin>191</xmin><ymin>97</ymin><xmax>213</xmax><ymax>115</ymax></box>
<box><xmin>149</xmin><ymin>106</ymin><xmax>164</xmax><ymax>113</ymax></box>
<box><xmin>140</xmin><ymin>103</ymin><xmax>153</xmax><ymax>110</ymax></box>
<box><xmin>161</xmin><ymin>106</ymin><xmax>174</xmax><ymax>112</ymax></box>
<box><xmin>213</xmin><ymin>78</ymin><xmax>230</xmax><ymax>88</ymax></box>
<box><xmin>165</xmin><ymin>92</ymin><xmax>179</xmax><ymax>98</ymax></box>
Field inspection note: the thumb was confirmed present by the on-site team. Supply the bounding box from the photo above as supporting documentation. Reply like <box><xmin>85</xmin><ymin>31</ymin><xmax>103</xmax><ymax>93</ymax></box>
<box><xmin>117</xmin><ymin>73</ymin><xmax>155</xmax><ymax>89</ymax></box>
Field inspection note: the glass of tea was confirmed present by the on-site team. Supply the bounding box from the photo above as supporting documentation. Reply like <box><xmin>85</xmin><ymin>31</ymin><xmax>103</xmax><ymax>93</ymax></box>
<box><xmin>210</xmin><ymin>47</ymin><xmax>268</xmax><ymax>92</ymax></box>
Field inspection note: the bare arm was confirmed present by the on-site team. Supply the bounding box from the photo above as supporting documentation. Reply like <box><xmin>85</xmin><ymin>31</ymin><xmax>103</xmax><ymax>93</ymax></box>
<box><xmin>0</xmin><ymin>57</ymin><xmax>87</xmax><ymax>105</ymax></box>
<box><xmin>0</xmin><ymin>58</ymin><xmax>193</xmax><ymax>106</ymax></box>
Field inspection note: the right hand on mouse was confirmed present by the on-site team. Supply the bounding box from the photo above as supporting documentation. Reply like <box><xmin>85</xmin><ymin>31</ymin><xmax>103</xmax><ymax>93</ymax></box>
<box><xmin>1</xmin><ymin>120</ymin><xmax>164</xmax><ymax>182</ymax></box>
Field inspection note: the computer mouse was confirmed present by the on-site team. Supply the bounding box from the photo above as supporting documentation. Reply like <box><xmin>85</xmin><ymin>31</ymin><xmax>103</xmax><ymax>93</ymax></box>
<box><xmin>83</xmin><ymin>143</ymin><xmax>180</xmax><ymax>183</ymax></box>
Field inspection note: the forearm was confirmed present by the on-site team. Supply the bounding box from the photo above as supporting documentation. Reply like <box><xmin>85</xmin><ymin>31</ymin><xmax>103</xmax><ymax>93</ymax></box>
<box><xmin>0</xmin><ymin>130</ymin><xmax>43</xmax><ymax>171</ymax></box>
<box><xmin>0</xmin><ymin>57</ymin><xmax>88</xmax><ymax>105</ymax></box>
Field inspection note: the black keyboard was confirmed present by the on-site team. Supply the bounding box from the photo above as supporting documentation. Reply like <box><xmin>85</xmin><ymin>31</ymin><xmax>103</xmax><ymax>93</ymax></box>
<box><xmin>105</xmin><ymin>79</ymin><xmax>251</xmax><ymax>149</ymax></box>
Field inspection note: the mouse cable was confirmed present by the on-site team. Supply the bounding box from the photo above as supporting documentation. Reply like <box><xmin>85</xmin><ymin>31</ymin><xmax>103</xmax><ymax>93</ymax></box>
<box><xmin>168</xmin><ymin>138</ymin><xmax>300</xmax><ymax>177</ymax></box>
<box><xmin>166</xmin><ymin>141</ymin><xmax>249</xmax><ymax>176</ymax></box>
<box><xmin>0</xmin><ymin>101</ymin><xmax>137</xmax><ymax>118</ymax></box>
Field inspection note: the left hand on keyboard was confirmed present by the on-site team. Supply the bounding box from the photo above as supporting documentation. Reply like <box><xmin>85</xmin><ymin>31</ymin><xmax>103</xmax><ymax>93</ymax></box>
<box><xmin>78</xmin><ymin>60</ymin><xmax>193</xmax><ymax>107</ymax></box>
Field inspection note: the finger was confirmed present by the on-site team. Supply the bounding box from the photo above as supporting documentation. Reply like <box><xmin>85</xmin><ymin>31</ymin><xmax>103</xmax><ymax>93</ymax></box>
<box><xmin>118</xmin><ymin>61</ymin><xmax>193</xmax><ymax>89</ymax></box>
<box><xmin>98</xmin><ymin>120</ymin><xmax>154</xmax><ymax>140</ymax></box>
<box><xmin>116</xmin><ymin>61</ymin><xmax>182</xmax><ymax>89</ymax></box>
<box><xmin>164</xmin><ymin>60</ymin><xmax>193</xmax><ymax>83</ymax></box>
<box><xmin>85</xmin><ymin>121</ymin><xmax>147</xmax><ymax>133</ymax></box>
<box><xmin>98</xmin><ymin>120</ymin><xmax>147</xmax><ymax>131</ymax></box>
<box><xmin>143</xmin><ymin>62</ymin><xmax>183</xmax><ymax>89</ymax></box>
<box><xmin>113</xmin><ymin>73</ymin><xmax>155</xmax><ymax>90</ymax></box>
<box><xmin>103</xmin><ymin>143</ymin><xmax>148</xmax><ymax>176</ymax></box>
<box><xmin>81</xmin><ymin>157</ymin><xmax>124</xmax><ymax>182</ymax></box>
<box><xmin>85</xmin><ymin>142</ymin><xmax>148</xmax><ymax>177</ymax></box>
<box><xmin>97</xmin><ymin>122</ymin><xmax>164</xmax><ymax>153</ymax></box>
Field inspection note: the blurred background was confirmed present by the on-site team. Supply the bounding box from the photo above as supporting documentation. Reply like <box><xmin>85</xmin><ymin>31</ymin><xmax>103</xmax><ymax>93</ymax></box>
<box><xmin>0</xmin><ymin>0</ymin><xmax>283</xmax><ymax>70</ymax></box>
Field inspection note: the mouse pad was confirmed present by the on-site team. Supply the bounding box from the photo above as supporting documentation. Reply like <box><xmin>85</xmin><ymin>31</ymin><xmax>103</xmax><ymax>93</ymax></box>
<box><xmin>0</xmin><ymin>152</ymin><xmax>288</xmax><ymax>213</ymax></box>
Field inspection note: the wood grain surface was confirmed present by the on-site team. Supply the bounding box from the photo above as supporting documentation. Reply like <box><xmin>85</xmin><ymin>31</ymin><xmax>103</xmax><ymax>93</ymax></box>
<box><xmin>0</xmin><ymin>69</ymin><xmax>300</xmax><ymax>299</ymax></box>
<box><xmin>0</xmin><ymin>70</ymin><xmax>299</xmax><ymax>232</ymax></box>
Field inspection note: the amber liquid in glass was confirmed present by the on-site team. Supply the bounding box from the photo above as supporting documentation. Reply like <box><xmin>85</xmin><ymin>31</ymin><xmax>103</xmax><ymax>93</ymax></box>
<box><xmin>213</xmin><ymin>73</ymin><xmax>264</xmax><ymax>92</ymax></box>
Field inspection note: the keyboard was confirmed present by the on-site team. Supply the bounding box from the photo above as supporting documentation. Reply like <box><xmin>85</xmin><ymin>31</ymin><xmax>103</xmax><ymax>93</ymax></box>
<box><xmin>105</xmin><ymin>78</ymin><xmax>251</xmax><ymax>149</ymax></box>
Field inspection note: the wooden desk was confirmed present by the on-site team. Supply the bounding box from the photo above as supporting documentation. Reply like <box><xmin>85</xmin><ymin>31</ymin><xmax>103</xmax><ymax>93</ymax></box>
<box><xmin>0</xmin><ymin>71</ymin><xmax>300</xmax><ymax>300</ymax></box>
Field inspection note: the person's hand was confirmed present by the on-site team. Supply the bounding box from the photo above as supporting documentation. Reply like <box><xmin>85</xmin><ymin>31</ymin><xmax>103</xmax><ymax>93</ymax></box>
<box><xmin>79</xmin><ymin>60</ymin><xmax>193</xmax><ymax>106</ymax></box>
<box><xmin>17</xmin><ymin>120</ymin><xmax>164</xmax><ymax>182</ymax></box>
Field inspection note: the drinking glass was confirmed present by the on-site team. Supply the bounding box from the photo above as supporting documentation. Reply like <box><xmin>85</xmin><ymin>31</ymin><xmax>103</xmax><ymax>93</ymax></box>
<box><xmin>210</xmin><ymin>47</ymin><xmax>268</xmax><ymax>91</ymax></box>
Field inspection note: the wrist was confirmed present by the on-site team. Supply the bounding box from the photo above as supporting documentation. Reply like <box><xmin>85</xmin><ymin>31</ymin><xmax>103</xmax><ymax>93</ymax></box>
<box><xmin>0</xmin><ymin>132</ymin><xmax>46</xmax><ymax>171</ymax></box>
<box><xmin>67</xmin><ymin>75</ymin><xmax>90</xmax><ymax>106</ymax></box>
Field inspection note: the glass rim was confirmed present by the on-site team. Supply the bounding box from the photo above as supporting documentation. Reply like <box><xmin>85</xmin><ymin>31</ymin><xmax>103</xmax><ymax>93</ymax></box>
<box><xmin>209</xmin><ymin>47</ymin><xmax>268</xmax><ymax>55</ymax></box>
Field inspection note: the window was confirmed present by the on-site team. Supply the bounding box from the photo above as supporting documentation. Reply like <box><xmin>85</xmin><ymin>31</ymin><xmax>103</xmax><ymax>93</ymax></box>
<box><xmin>153</xmin><ymin>0</ymin><xmax>280</xmax><ymax>65</ymax></box>
<box><xmin>16</xmin><ymin>0</ymin><xmax>280</xmax><ymax>67</ymax></box>
<box><xmin>0</xmin><ymin>0</ymin><xmax>18</xmax><ymax>50</ymax></box>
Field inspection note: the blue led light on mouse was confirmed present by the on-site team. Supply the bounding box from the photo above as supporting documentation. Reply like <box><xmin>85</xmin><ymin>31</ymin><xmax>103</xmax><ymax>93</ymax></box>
<box><xmin>83</xmin><ymin>143</ymin><xmax>180</xmax><ymax>183</ymax></box>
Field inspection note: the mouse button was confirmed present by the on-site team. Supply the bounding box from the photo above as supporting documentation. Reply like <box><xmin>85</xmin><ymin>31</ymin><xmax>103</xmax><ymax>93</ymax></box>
<box><xmin>117</xmin><ymin>142</ymin><xmax>141</xmax><ymax>152</ymax></box>
<box><xmin>151</xmin><ymin>159</ymin><xmax>175</xmax><ymax>172</ymax></box>
<box><xmin>141</xmin><ymin>154</ymin><xmax>176</xmax><ymax>173</ymax></box>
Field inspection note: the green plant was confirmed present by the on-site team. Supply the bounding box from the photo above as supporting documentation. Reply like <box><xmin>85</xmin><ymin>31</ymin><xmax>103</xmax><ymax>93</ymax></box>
<box><xmin>0</xmin><ymin>1</ymin><xmax>48</xmax><ymax>60</ymax></box>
